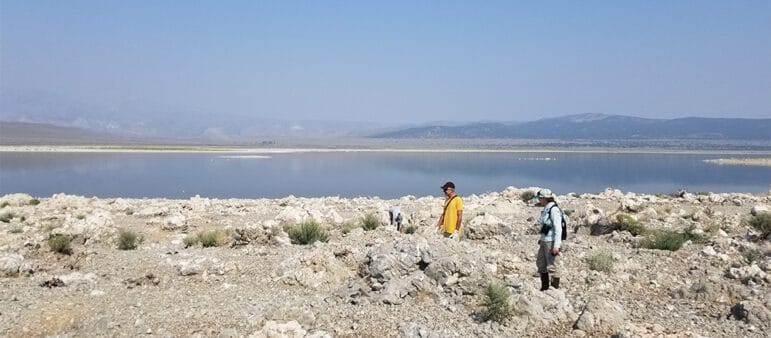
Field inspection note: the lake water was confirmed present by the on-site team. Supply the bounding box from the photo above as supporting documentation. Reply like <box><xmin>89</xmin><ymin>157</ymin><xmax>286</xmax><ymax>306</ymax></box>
<box><xmin>0</xmin><ymin>151</ymin><xmax>769</xmax><ymax>199</ymax></box>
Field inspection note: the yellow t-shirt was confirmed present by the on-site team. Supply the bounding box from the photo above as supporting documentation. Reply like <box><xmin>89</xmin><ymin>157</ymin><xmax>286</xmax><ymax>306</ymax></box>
<box><xmin>442</xmin><ymin>196</ymin><xmax>463</xmax><ymax>234</ymax></box>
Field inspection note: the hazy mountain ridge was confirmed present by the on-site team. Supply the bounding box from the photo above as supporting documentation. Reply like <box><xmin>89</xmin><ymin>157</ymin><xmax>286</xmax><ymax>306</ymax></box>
<box><xmin>372</xmin><ymin>114</ymin><xmax>771</xmax><ymax>140</ymax></box>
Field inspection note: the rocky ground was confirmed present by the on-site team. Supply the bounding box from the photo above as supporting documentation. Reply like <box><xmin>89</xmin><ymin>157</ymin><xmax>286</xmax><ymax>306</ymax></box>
<box><xmin>0</xmin><ymin>188</ymin><xmax>769</xmax><ymax>337</ymax></box>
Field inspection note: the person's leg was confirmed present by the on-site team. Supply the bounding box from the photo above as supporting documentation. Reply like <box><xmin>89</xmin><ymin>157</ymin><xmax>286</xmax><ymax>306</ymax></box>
<box><xmin>547</xmin><ymin>245</ymin><xmax>562</xmax><ymax>289</ymax></box>
<box><xmin>537</xmin><ymin>241</ymin><xmax>550</xmax><ymax>291</ymax></box>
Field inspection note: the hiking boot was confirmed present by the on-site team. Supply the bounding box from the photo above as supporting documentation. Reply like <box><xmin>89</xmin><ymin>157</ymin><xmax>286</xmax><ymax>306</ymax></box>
<box><xmin>540</xmin><ymin>273</ymin><xmax>550</xmax><ymax>291</ymax></box>
<box><xmin>551</xmin><ymin>277</ymin><xmax>560</xmax><ymax>289</ymax></box>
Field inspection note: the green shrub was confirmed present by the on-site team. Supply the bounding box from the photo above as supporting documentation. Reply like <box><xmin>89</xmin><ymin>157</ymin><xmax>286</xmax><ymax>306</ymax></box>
<box><xmin>361</xmin><ymin>213</ymin><xmax>380</xmax><ymax>231</ymax></box>
<box><xmin>404</xmin><ymin>225</ymin><xmax>417</xmax><ymax>234</ymax></box>
<box><xmin>341</xmin><ymin>221</ymin><xmax>360</xmax><ymax>234</ymax></box>
<box><xmin>199</xmin><ymin>229</ymin><xmax>228</xmax><ymax>247</ymax></box>
<box><xmin>587</xmin><ymin>252</ymin><xmax>614</xmax><ymax>273</ymax></box>
<box><xmin>0</xmin><ymin>201</ymin><xmax>10</xmax><ymax>208</ymax></box>
<box><xmin>279</xmin><ymin>201</ymin><xmax>289</xmax><ymax>207</ymax></box>
<box><xmin>747</xmin><ymin>212</ymin><xmax>771</xmax><ymax>239</ymax></box>
<box><xmin>183</xmin><ymin>234</ymin><xmax>200</xmax><ymax>248</ymax></box>
<box><xmin>640</xmin><ymin>226</ymin><xmax>705</xmax><ymax>252</ymax></box>
<box><xmin>0</xmin><ymin>211</ymin><xmax>14</xmax><ymax>223</ymax></box>
<box><xmin>697</xmin><ymin>191</ymin><xmax>710</xmax><ymax>196</ymax></box>
<box><xmin>48</xmin><ymin>234</ymin><xmax>72</xmax><ymax>254</ymax></box>
<box><xmin>76</xmin><ymin>214</ymin><xmax>86</xmax><ymax>220</ymax></box>
<box><xmin>288</xmin><ymin>219</ymin><xmax>328</xmax><ymax>245</ymax></box>
<box><xmin>481</xmin><ymin>282</ymin><xmax>512</xmax><ymax>322</ymax></box>
<box><xmin>28</xmin><ymin>198</ymin><xmax>40</xmax><ymax>206</ymax></box>
<box><xmin>117</xmin><ymin>229</ymin><xmax>141</xmax><ymax>250</ymax></box>
<box><xmin>616</xmin><ymin>213</ymin><xmax>646</xmax><ymax>236</ymax></box>
<box><xmin>520</xmin><ymin>190</ymin><xmax>536</xmax><ymax>203</ymax></box>
<box><xmin>742</xmin><ymin>248</ymin><xmax>764</xmax><ymax>265</ymax></box>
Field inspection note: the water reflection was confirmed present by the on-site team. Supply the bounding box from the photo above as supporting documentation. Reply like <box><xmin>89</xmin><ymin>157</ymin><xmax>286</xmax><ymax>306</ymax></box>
<box><xmin>0</xmin><ymin>151</ymin><xmax>768</xmax><ymax>198</ymax></box>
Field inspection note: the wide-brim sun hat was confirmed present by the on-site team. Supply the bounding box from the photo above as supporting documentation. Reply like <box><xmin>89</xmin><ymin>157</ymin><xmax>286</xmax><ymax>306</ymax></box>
<box><xmin>536</xmin><ymin>189</ymin><xmax>554</xmax><ymax>199</ymax></box>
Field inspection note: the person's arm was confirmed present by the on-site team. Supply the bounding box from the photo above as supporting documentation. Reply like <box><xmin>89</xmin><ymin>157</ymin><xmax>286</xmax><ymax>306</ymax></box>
<box><xmin>551</xmin><ymin>206</ymin><xmax>562</xmax><ymax>254</ymax></box>
<box><xmin>455</xmin><ymin>210</ymin><xmax>463</xmax><ymax>232</ymax></box>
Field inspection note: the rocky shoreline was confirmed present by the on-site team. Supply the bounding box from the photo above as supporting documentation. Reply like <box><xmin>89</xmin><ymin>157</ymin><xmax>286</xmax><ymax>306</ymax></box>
<box><xmin>1</xmin><ymin>188</ymin><xmax>769</xmax><ymax>337</ymax></box>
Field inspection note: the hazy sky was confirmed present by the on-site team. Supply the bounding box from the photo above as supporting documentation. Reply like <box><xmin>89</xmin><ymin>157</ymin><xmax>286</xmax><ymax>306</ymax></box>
<box><xmin>2</xmin><ymin>0</ymin><xmax>770</xmax><ymax>124</ymax></box>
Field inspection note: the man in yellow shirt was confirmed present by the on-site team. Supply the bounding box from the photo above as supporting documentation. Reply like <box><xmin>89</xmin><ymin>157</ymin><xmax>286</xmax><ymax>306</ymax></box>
<box><xmin>437</xmin><ymin>181</ymin><xmax>463</xmax><ymax>239</ymax></box>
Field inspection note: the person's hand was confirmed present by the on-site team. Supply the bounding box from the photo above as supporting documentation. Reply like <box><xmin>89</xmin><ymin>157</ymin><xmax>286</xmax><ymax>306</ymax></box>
<box><xmin>551</xmin><ymin>247</ymin><xmax>560</xmax><ymax>255</ymax></box>
<box><xmin>449</xmin><ymin>230</ymin><xmax>458</xmax><ymax>239</ymax></box>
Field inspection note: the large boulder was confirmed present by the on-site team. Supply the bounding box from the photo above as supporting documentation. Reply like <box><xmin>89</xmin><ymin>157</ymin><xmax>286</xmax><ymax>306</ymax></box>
<box><xmin>0</xmin><ymin>253</ymin><xmax>23</xmax><ymax>277</ymax></box>
<box><xmin>278</xmin><ymin>248</ymin><xmax>354</xmax><ymax>290</ymax></box>
<box><xmin>573</xmin><ymin>297</ymin><xmax>626</xmax><ymax>335</ymax></box>
<box><xmin>365</xmin><ymin>236</ymin><xmax>432</xmax><ymax>284</ymax></box>
<box><xmin>464</xmin><ymin>214</ymin><xmax>512</xmax><ymax>240</ymax></box>
<box><xmin>0</xmin><ymin>193</ymin><xmax>36</xmax><ymax>207</ymax></box>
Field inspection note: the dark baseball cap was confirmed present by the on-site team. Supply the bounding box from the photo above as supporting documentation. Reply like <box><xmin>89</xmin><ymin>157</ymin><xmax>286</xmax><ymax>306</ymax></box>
<box><xmin>441</xmin><ymin>181</ymin><xmax>455</xmax><ymax>190</ymax></box>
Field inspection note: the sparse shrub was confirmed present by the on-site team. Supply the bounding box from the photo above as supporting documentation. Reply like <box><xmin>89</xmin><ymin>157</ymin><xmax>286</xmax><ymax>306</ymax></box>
<box><xmin>48</xmin><ymin>234</ymin><xmax>72</xmax><ymax>254</ymax></box>
<box><xmin>616</xmin><ymin>213</ymin><xmax>646</xmax><ymax>236</ymax></box>
<box><xmin>279</xmin><ymin>201</ymin><xmax>289</xmax><ymax>207</ymax></box>
<box><xmin>742</xmin><ymin>248</ymin><xmax>764</xmax><ymax>265</ymax></box>
<box><xmin>404</xmin><ymin>225</ymin><xmax>417</xmax><ymax>234</ymax></box>
<box><xmin>117</xmin><ymin>229</ymin><xmax>141</xmax><ymax>250</ymax></box>
<box><xmin>0</xmin><ymin>201</ymin><xmax>10</xmax><ymax>208</ymax></box>
<box><xmin>0</xmin><ymin>211</ymin><xmax>14</xmax><ymax>223</ymax></box>
<box><xmin>183</xmin><ymin>234</ymin><xmax>200</xmax><ymax>248</ymax></box>
<box><xmin>703</xmin><ymin>222</ymin><xmax>721</xmax><ymax>234</ymax></box>
<box><xmin>520</xmin><ymin>190</ymin><xmax>536</xmax><ymax>203</ymax></box>
<box><xmin>697</xmin><ymin>191</ymin><xmax>710</xmax><ymax>196</ymax></box>
<box><xmin>746</xmin><ymin>212</ymin><xmax>771</xmax><ymax>239</ymax></box>
<box><xmin>9</xmin><ymin>227</ymin><xmax>23</xmax><ymax>234</ymax></box>
<box><xmin>587</xmin><ymin>252</ymin><xmax>614</xmax><ymax>273</ymax></box>
<box><xmin>361</xmin><ymin>213</ymin><xmax>380</xmax><ymax>231</ymax></box>
<box><xmin>125</xmin><ymin>210</ymin><xmax>134</xmax><ymax>216</ymax></box>
<box><xmin>640</xmin><ymin>226</ymin><xmax>706</xmax><ymax>252</ymax></box>
<box><xmin>28</xmin><ymin>198</ymin><xmax>40</xmax><ymax>206</ymax></box>
<box><xmin>341</xmin><ymin>221</ymin><xmax>360</xmax><ymax>234</ymax></box>
<box><xmin>288</xmin><ymin>219</ymin><xmax>328</xmax><ymax>245</ymax></box>
<box><xmin>481</xmin><ymin>282</ymin><xmax>512</xmax><ymax>322</ymax></box>
<box><xmin>76</xmin><ymin>214</ymin><xmax>86</xmax><ymax>220</ymax></box>
<box><xmin>198</xmin><ymin>229</ymin><xmax>228</xmax><ymax>247</ymax></box>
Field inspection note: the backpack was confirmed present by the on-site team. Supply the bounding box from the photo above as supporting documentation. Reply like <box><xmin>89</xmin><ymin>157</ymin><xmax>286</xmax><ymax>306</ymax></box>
<box><xmin>544</xmin><ymin>204</ymin><xmax>568</xmax><ymax>241</ymax></box>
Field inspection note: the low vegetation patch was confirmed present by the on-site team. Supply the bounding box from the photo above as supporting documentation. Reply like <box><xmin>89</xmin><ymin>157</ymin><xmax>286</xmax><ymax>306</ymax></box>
<box><xmin>117</xmin><ymin>229</ymin><xmax>141</xmax><ymax>250</ymax></box>
<box><xmin>746</xmin><ymin>212</ymin><xmax>771</xmax><ymax>239</ymax></box>
<box><xmin>184</xmin><ymin>229</ymin><xmax>229</xmax><ymax>248</ymax></box>
<box><xmin>0</xmin><ymin>201</ymin><xmax>10</xmax><ymax>208</ymax></box>
<box><xmin>587</xmin><ymin>252</ymin><xmax>614</xmax><ymax>273</ymax></box>
<box><xmin>9</xmin><ymin>227</ymin><xmax>23</xmax><ymax>234</ymax></box>
<box><xmin>288</xmin><ymin>219</ymin><xmax>328</xmax><ymax>245</ymax></box>
<box><xmin>480</xmin><ymin>282</ymin><xmax>512</xmax><ymax>322</ymax></box>
<box><xmin>639</xmin><ymin>226</ymin><xmax>707</xmax><ymax>251</ymax></box>
<box><xmin>48</xmin><ymin>234</ymin><xmax>72</xmax><ymax>255</ymax></box>
<box><xmin>404</xmin><ymin>225</ymin><xmax>417</xmax><ymax>234</ymax></box>
<box><xmin>28</xmin><ymin>198</ymin><xmax>41</xmax><ymax>206</ymax></box>
<box><xmin>361</xmin><ymin>213</ymin><xmax>380</xmax><ymax>231</ymax></box>
<box><xmin>615</xmin><ymin>213</ymin><xmax>646</xmax><ymax>236</ymax></box>
<box><xmin>742</xmin><ymin>248</ymin><xmax>764</xmax><ymax>265</ymax></box>
<box><xmin>341</xmin><ymin>221</ymin><xmax>359</xmax><ymax>234</ymax></box>
<box><xmin>520</xmin><ymin>190</ymin><xmax>536</xmax><ymax>203</ymax></box>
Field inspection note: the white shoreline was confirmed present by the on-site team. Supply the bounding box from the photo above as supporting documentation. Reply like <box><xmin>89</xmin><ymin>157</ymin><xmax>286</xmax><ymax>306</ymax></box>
<box><xmin>2</xmin><ymin>145</ymin><xmax>771</xmax><ymax>155</ymax></box>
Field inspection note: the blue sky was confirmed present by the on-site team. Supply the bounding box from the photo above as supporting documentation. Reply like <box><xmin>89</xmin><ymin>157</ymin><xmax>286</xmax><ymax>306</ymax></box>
<box><xmin>2</xmin><ymin>0</ymin><xmax>770</xmax><ymax>124</ymax></box>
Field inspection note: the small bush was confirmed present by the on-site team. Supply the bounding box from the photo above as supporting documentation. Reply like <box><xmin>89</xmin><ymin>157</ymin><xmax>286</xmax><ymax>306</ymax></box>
<box><xmin>616</xmin><ymin>213</ymin><xmax>646</xmax><ymax>236</ymax></box>
<box><xmin>587</xmin><ymin>252</ymin><xmax>614</xmax><ymax>273</ymax></box>
<box><xmin>747</xmin><ymin>212</ymin><xmax>771</xmax><ymax>239</ymax></box>
<box><xmin>640</xmin><ymin>226</ymin><xmax>705</xmax><ymax>252</ymax></box>
<box><xmin>279</xmin><ymin>201</ymin><xmax>289</xmax><ymax>207</ymax></box>
<box><xmin>697</xmin><ymin>191</ymin><xmax>710</xmax><ymax>196</ymax></box>
<box><xmin>28</xmin><ymin>198</ymin><xmax>40</xmax><ymax>206</ymax></box>
<box><xmin>117</xmin><ymin>229</ymin><xmax>141</xmax><ymax>250</ymax></box>
<box><xmin>742</xmin><ymin>248</ymin><xmax>764</xmax><ymax>265</ymax></box>
<box><xmin>0</xmin><ymin>201</ymin><xmax>10</xmax><ymax>208</ymax></box>
<box><xmin>0</xmin><ymin>211</ymin><xmax>14</xmax><ymax>223</ymax></box>
<box><xmin>341</xmin><ymin>221</ymin><xmax>360</xmax><ymax>234</ymax></box>
<box><xmin>404</xmin><ymin>225</ymin><xmax>417</xmax><ymax>234</ymax></box>
<box><xmin>481</xmin><ymin>282</ymin><xmax>512</xmax><ymax>322</ymax></box>
<box><xmin>9</xmin><ymin>227</ymin><xmax>23</xmax><ymax>234</ymax></box>
<box><xmin>199</xmin><ymin>229</ymin><xmax>228</xmax><ymax>247</ymax></box>
<box><xmin>288</xmin><ymin>219</ymin><xmax>329</xmax><ymax>245</ymax></box>
<box><xmin>520</xmin><ymin>190</ymin><xmax>536</xmax><ymax>203</ymax></box>
<box><xmin>361</xmin><ymin>213</ymin><xmax>380</xmax><ymax>231</ymax></box>
<box><xmin>76</xmin><ymin>214</ymin><xmax>86</xmax><ymax>220</ymax></box>
<box><xmin>183</xmin><ymin>234</ymin><xmax>200</xmax><ymax>248</ymax></box>
<box><xmin>48</xmin><ymin>234</ymin><xmax>72</xmax><ymax>254</ymax></box>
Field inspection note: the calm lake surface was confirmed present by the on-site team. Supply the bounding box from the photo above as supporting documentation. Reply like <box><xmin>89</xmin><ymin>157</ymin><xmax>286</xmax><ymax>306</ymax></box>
<box><xmin>0</xmin><ymin>151</ymin><xmax>769</xmax><ymax>199</ymax></box>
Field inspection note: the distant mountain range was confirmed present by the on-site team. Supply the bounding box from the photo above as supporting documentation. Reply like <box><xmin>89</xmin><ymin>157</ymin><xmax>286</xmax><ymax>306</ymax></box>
<box><xmin>372</xmin><ymin>114</ymin><xmax>771</xmax><ymax>140</ymax></box>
